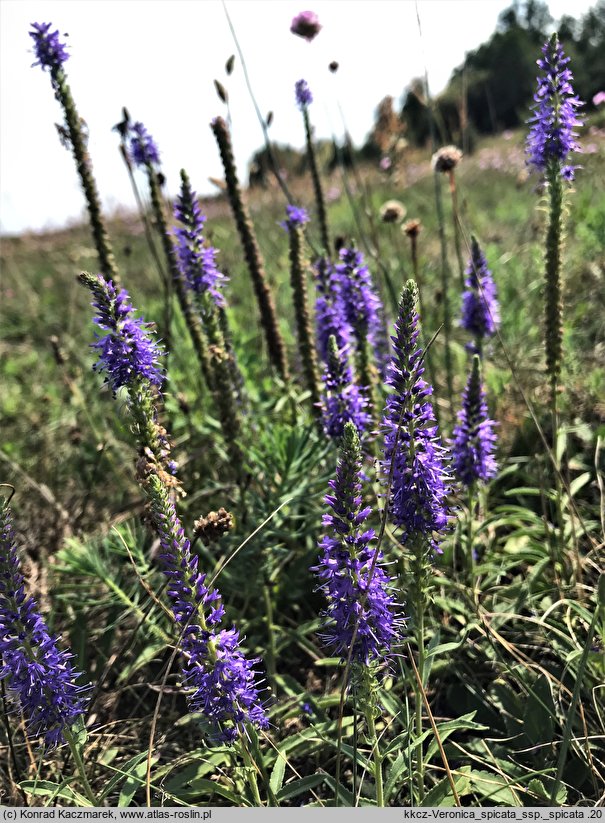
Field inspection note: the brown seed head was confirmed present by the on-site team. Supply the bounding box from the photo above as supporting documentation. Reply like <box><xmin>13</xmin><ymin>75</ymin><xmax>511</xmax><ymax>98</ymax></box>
<box><xmin>403</xmin><ymin>218</ymin><xmax>422</xmax><ymax>238</ymax></box>
<box><xmin>380</xmin><ymin>199</ymin><xmax>407</xmax><ymax>224</ymax></box>
<box><xmin>194</xmin><ymin>507</ymin><xmax>235</xmax><ymax>545</ymax></box>
<box><xmin>431</xmin><ymin>145</ymin><xmax>463</xmax><ymax>173</ymax></box>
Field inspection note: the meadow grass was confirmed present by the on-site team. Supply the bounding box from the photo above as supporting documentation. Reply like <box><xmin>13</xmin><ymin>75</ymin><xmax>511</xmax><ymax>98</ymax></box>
<box><xmin>1</xmin><ymin>97</ymin><xmax>604</xmax><ymax>808</ymax></box>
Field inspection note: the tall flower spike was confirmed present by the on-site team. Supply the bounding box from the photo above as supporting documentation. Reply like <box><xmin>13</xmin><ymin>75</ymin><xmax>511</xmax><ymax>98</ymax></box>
<box><xmin>452</xmin><ymin>355</ymin><xmax>498</xmax><ymax>487</ymax></box>
<box><xmin>80</xmin><ymin>273</ymin><xmax>163</xmax><ymax>394</ymax></box>
<box><xmin>295</xmin><ymin>79</ymin><xmax>313</xmax><ymax>108</ymax></box>
<box><xmin>0</xmin><ymin>501</ymin><xmax>89</xmax><ymax>749</ymax></box>
<box><xmin>29</xmin><ymin>22</ymin><xmax>120</xmax><ymax>284</ymax></box>
<box><xmin>381</xmin><ymin>281</ymin><xmax>450</xmax><ymax>553</ymax></box>
<box><xmin>29</xmin><ymin>22</ymin><xmax>69</xmax><ymax>71</ymax></box>
<box><xmin>174</xmin><ymin>170</ymin><xmax>228</xmax><ymax>308</ymax></box>
<box><xmin>211</xmin><ymin>116</ymin><xmax>289</xmax><ymax>380</ymax></box>
<box><xmin>146</xmin><ymin>475</ymin><xmax>269</xmax><ymax>743</ymax></box>
<box><xmin>282</xmin><ymin>205</ymin><xmax>321</xmax><ymax>418</ymax></box>
<box><xmin>128</xmin><ymin>121</ymin><xmax>161</xmax><ymax>169</ymax></box>
<box><xmin>321</xmin><ymin>335</ymin><xmax>371</xmax><ymax>439</ymax></box>
<box><xmin>526</xmin><ymin>34</ymin><xmax>583</xmax><ymax>180</ymax></box>
<box><xmin>461</xmin><ymin>236</ymin><xmax>500</xmax><ymax>344</ymax></box>
<box><xmin>313</xmin><ymin>422</ymin><xmax>398</xmax><ymax>664</ymax></box>
<box><xmin>314</xmin><ymin>257</ymin><xmax>350</xmax><ymax>363</ymax></box>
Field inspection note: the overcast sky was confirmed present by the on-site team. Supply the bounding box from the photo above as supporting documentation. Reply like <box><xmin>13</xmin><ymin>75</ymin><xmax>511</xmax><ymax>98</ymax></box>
<box><xmin>0</xmin><ymin>0</ymin><xmax>596</xmax><ymax>235</ymax></box>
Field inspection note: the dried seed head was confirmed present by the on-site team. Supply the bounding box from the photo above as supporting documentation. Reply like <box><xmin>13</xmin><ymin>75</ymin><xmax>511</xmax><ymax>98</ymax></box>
<box><xmin>380</xmin><ymin>200</ymin><xmax>407</xmax><ymax>224</ymax></box>
<box><xmin>431</xmin><ymin>145</ymin><xmax>463</xmax><ymax>173</ymax></box>
<box><xmin>194</xmin><ymin>508</ymin><xmax>235</xmax><ymax>545</ymax></box>
<box><xmin>403</xmin><ymin>218</ymin><xmax>422</xmax><ymax>238</ymax></box>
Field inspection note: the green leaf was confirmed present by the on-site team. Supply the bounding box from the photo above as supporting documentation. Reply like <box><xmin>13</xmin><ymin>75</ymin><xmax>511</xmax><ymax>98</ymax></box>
<box><xmin>523</xmin><ymin>674</ymin><xmax>555</xmax><ymax>746</ymax></box>
<box><xmin>269</xmin><ymin>751</ymin><xmax>287</xmax><ymax>796</ymax></box>
<box><xmin>99</xmin><ymin>752</ymin><xmax>154</xmax><ymax>802</ymax></box>
<box><xmin>276</xmin><ymin>773</ymin><xmax>326</xmax><ymax>802</ymax></box>
<box><xmin>385</xmin><ymin>749</ymin><xmax>409</xmax><ymax>802</ymax></box>
<box><xmin>118</xmin><ymin>757</ymin><xmax>155</xmax><ymax>806</ymax></box>
<box><xmin>20</xmin><ymin>779</ymin><xmax>91</xmax><ymax>806</ymax></box>
<box><xmin>421</xmin><ymin>767</ymin><xmax>471</xmax><ymax>806</ymax></box>
<box><xmin>469</xmin><ymin>769</ymin><xmax>519</xmax><ymax>804</ymax></box>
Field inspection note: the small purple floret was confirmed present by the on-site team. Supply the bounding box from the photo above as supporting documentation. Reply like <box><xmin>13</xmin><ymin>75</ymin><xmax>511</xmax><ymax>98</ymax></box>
<box><xmin>280</xmin><ymin>204</ymin><xmax>310</xmax><ymax>229</ymax></box>
<box><xmin>526</xmin><ymin>35</ymin><xmax>583</xmax><ymax>179</ymax></box>
<box><xmin>452</xmin><ymin>356</ymin><xmax>498</xmax><ymax>487</ymax></box>
<box><xmin>0</xmin><ymin>503</ymin><xmax>88</xmax><ymax>749</ymax></box>
<box><xmin>128</xmin><ymin>121</ymin><xmax>160</xmax><ymax>168</ymax></box>
<box><xmin>29</xmin><ymin>22</ymin><xmax>69</xmax><ymax>71</ymax></box>
<box><xmin>295</xmin><ymin>79</ymin><xmax>313</xmax><ymax>108</ymax></box>
<box><xmin>461</xmin><ymin>237</ymin><xmax>500</xmax><ymax>340</ymax></box>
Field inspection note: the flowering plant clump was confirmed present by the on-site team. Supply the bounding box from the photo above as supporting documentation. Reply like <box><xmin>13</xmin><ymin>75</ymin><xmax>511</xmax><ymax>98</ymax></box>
<box><xmin>295</xmin><ymin>79</ymin><xmax>313</xmax><ymax>108</ymax></box>
<box><xmin>461</xmin><ymin>237</ymin><xmax>500</xmax><ymax>342</ymax></box>
<box><xmin>29</xmin><ymin>22</ymin><xmax>69</xmax><ymax>71</ymax></box>
<box><xmin>381</xmin><ymin>281</ymin><xmax>450</xmax><ymax>553</ymax></box>
<box><xmin>83</xmin><ymin>274</ymin><xmax>163</xmax><ymax>394</ymax></box>
<box><xmin>313</xmin><ymin>422</ymin><xmax>398</xmax><ymax>664</ymax></box>
<box><xmin>0</xmin><ymin>501</ymin><xmax>89</xmax><ymax>749</ymax></box>
<box><xmin>147</xmin><ymin>476</ymin><xmax>269</xmax><ymax>743</ymax></box>
<box><xmin>128</xmin><ymin>121</ymin><xmax>161</xmax><ymax>169</ymax></box>
<box><xmin>290</xmin><ymin>11</ymin><xmax>322</xmax><ymax>41</ymax></box>
<box><xmin>526</xmin><ymin>34</ymin><xmax>583</xmax><ymax>180</ymax></box>
<box><xmin>320</xmin><ymin>336</ymin><xmax>371</xmax><ymax>439</ymax></box>
<box><xmin>174</xmin><ymin>171</ymin><xmax>228</xmax><ymax>308</ymax></box>
<box><xmin>452</xmin><ymin>356</ymin><xmax>498</xmax><ymax>487</ymax></box>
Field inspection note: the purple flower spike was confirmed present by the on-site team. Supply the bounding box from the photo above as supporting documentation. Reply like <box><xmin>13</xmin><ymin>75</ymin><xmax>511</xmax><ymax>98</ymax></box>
<box><xmin>312</xmin><ymin>422</ymin><xmax>398</xmax><ymax>664</ymax></box>
<box><xmin>335</xmin><ymin>246</ymin><xmax>382</xmax><ymax>359</ymax></box>
<box><xmin>80</xmin><ymin>273</ymin><xmax>163</xmax><ymax>394</ymax></box>
<box><xmin>452</xmin><ymin>356</ymin><xmax>498</xmax><ymax>487</ymax></box>
<box><xmin>295</xmin><ymin>79</ymin><xmax>313</xmax><ymax>108</ymax></box>
<box><xmin>526</xmin><ymin>34</ymin><xmax>583</xmax><ymax>179</ymax></box>
<box><xmin>29</xmin><ymin>22</ymin><xmax>69</xmax><ymax>72</ymax></box>
<box><xmin>290</xmin><ymin>11</ymin><xmax>322</xmax><ymax>41</ymax></box>
<box><xmin>280</xmin><ymin>204</ymin><xmax>309</xmax><ymax>230</ymax></box>
<box><xmin>461</xmin><ymin>237</ymin><xmax>500</xmax><ymax>341</ymax></box>
<box><xmin>128</xmin><ymin>121</ymin><xmax>160</xmax><ymax>168</ymax></box>
<box><xmin>314</xmin><ymin>257</ymin><xmax>351</xmax><ymax>363</ymax></box>
<box><xmin>174</xmin><ymin>171</ymin><xmax>227</xmax><ymax>308</ymax></box>
<box><xmin>0</xmin><ymin>502</ymin><xmax>89</xmax><ymax>749</ymax></box>
<box><xmin>381</xmin><ymin>281</ymin><xmax>450</xmax><ymax>554</ymax></box>
<box><xmin>321</xmin><ymin>335</ymin><xmax>371</xmax><ymax>439</ymax></box>
<box><xmin>147</xmin><ymin>476</ymin><xmax>268</xmax><ymax>744</ymax></box>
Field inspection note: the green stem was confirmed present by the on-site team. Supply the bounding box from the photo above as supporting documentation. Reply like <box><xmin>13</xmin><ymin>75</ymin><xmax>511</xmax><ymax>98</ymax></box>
<box><xmin>366</xmin><ymin>711</ymin><xmax>384</xmax><ymax>807</ymax></box>
<box><xmin>448</xmin><ymin>170</ymin><xmax>466</xmax><ymax>290</ymax></box>
<box><xmin>64</xmin><ymin>728</ymin><xmax>99</xmax><ymax>806</ymax></box>
<box><xmin>549</xmin><ymin>577</ymin><xmax>603</xmax><ymax>803</ymax></box>
<box><xmin>262</xmin><ymin>583</ymin><xmax>277</xmax><ymax>692</ymax></box>
<box><xmin>303</xmin><ymin>107</ymin><xmax>330</xmax><ymax>255</ymax></box>
<box><xmin>467</xmin><ymin>484</ymin><xmax>477</xmax><ymax>601</ymax></box>
<box><xmin>414</xmin><ymin>603</ymin><xmax>426</xmax><ymax>803</ymax></box>
<box><xmin>433</xmin><ymin>171</ymin><xmax>454</xmax><ymax>419</ymax></box>
<box><xmin>241</xmin><ymin>743</ymin><xmax>263</xmax><ymax>807</ymax></box>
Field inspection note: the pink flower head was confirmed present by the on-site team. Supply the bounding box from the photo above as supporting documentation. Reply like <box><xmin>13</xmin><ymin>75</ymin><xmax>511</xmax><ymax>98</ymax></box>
<box><xmin>593</xmin><ymin>91</ymin><xmax>605</xmax><ymax>107</ymax></box>
<box><xmin>290</xmin><ymin>10</ymin><xmax>321</xmax><ymax>41</ymax></box>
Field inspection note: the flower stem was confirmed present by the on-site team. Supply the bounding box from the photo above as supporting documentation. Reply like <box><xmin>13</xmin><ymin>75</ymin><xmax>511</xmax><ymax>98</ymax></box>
<box><xmin>64</xmin><ymin>728</ymin><xmax>98</xmax><ymax>806</ymax></box>
<box><xmin>366</xmin><ymin>710</ymin><xmax>384</xmax><ymax>807</ymax></box>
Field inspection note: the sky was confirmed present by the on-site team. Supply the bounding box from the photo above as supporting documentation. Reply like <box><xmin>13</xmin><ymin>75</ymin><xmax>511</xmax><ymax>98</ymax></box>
<box><xmin>0</xmin><ymin>0</ymin><xmax>596</xmax><ymax>235</ymax></box>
